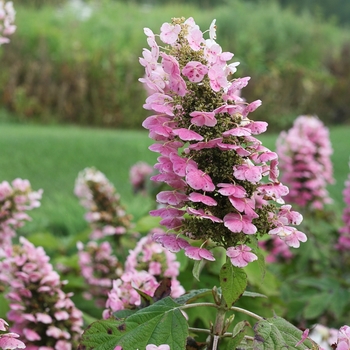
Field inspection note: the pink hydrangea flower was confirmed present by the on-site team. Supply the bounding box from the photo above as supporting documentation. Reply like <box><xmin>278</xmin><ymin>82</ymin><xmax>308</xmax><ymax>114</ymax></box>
<box><xmin>0</xmin><ymin>1</ymin><xmax>16</xmax><ymax>45</ymax></box>
<box><xmin>146</xmin><ymin>345</ymin><xmax>170</xmax><ymax>350</ymax></box>
<box><xmin>0</xmin><ymin>179</ymin><xmax>42</xmax><ymax>256</ymax></box>
<box><xmin>336</xmin><ymin>325</ymin><xmax>350</xmax><ymax>350</ymax></box>
<box><xmin>74</xmin><ymin>167</ymin><xmax>132</xmax><ymax>239</ymax></box>
<box><xmin>160</xmin><ymin>22</ymin><xmax>181</xmax><ymax>45</ymax></box>
<box><xmin>77</xmin><ymin>241</ymin><xmax>123</xmax><ymax>307</ymax></box>
<box><xmin>226</xmin><ymin>245</ymin><xmax>258</xmax><ymax>267</ymax></box>
<box><xmin>182</xmin><ymin>62</ymin><xmax>208</xmax><ymax>83</ymax></box>
<box><xmin>129</xmin><ymin>161</ymin><xmax>154</xmax><ymax>194</ymax></box>
<box><xmin>277</xmin><ymin>115</ymin><xmax>334</xmax><ymax>210</ymax></box>
<box><xmin>140</xmin><ymin>17</ymin><xmax>306</xmax><ymax>267</ymax></box>
<box><xmin>337</xmin><ymin>161</ymin><xmax>350</xmax><ymax>250</ymax></box>
<box><xmin>125</xmin><ymin>231</ymin><xmax>184</xmax><ymax>297</ymax></box>
<box><xmin>0</xmin><ymin>238</ymin><xmax>83</xmax><ymax>349</ymax></box>
<box><xmin>0</xmin><ymin>318</ymin><xmax>26</xmax><ymax>349</ymax></box>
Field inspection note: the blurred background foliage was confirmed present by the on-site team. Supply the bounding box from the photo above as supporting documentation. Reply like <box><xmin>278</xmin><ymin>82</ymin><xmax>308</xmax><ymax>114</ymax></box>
<box><xmin>0</xmin><ymin>0</ymin><xmax>350</xmax><ymax>130</ymax></box>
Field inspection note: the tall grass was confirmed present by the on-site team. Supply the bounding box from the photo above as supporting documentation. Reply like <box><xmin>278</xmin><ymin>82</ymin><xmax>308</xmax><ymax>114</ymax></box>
<box><xmin>0</xmin><ymin>123</ymin><xmax>348</xmax><ymax>236</ymax></box>
<box><xmin>0</xmin><ymin>1</ymin><xmax>349</xmax><ymax>129</ymax></box>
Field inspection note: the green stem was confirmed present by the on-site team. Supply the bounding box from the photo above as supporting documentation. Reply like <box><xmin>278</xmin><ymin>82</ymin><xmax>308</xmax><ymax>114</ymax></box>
<box><xmin>180</xmin><ymin>302</ymin><xmax>262</xmax><ymax>320</ymax></box>
<box><xmin>208</xmin><ymin>295</ymin><xmax>227</xmax><ymax>350</ymax></box>
<box><xmin>180</xmin><ymin>302</ymin><xmax>219</xmax><ymax>310</ymax></box>
<box><xmin>229</xmin><ymin>306</ymin><xmax>263</xmax><ymax>320</ymax></box>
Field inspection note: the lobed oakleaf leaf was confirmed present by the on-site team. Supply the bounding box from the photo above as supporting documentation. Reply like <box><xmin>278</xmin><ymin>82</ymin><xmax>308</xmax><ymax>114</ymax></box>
<box><xmin>252</xmin><ymin>316</ymin><xmax>319</xmax><ymax>349</ymax></box>
<box><xmin>79</xmin><ymin>297</ymin><xmax>188</xmax><ymax>350</ymax></box>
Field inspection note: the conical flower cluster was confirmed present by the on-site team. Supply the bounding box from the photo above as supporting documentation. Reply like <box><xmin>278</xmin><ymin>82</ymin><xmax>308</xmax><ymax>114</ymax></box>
<box><xmin>129</xmin><ymin>161</ymin><xmax>154</xmax><ymax>195</ymax></box>
<box><xmin>277</xmin><ymin>115</ymin><xmax>334</xmax><ymax>210</ymax></box>
<box><xmin>337</xmin><ymin>162</ymin><xmax>350</xmax><ymax>250</ymax></box>
<box><xmin>0</xmin><ymin>179</ymin><xmax>42</xmax><ymax>257</ymax></box>
<box><xmin>77</xmin><ymin>240</ymin><xmax>123</xmax><ymax>307</ymax></box>
<box><xmin>74</xmin><ymin>167</ymin><xmax>132</xmax><ymax>239</ymax></box>
<box><xmin>0</xmin><ymin>237</ymin><xmax>83</xmax><ymax>349</ymax></box>
<box><xmin>140</xmin><ymin>17</ymin><xmax>306</xmax><ymax>267</ymax></box>
<box><xmin>0</xmin><ymin>1</ymin><xmax>16</xmax><ymax>45</ymax></box>
<box><xmin>103</xmin><ymin>229</ymin><xmax>184</xmax><ymax>318</ymax></box>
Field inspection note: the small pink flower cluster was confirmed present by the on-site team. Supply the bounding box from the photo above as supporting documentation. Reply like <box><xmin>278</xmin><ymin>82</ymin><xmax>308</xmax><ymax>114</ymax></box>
<box><xmin>103</xmin><ymin>230</ymin><xmax>184</xmax><ymax>318</ymax></box>
<box><xmin>140</xmin><ymin>17</ymin><xmax>306</xmax><ymax>267</ymax></box>
<box><xmin>74</xmin><ymin>167</ymin><xmax>132</xmax><ymax>239</ymax></box>
<box><xmin>309</xmin><ymin>324</ymin><xmax>350</xmax><ymax>350</ymax></box>
<box><xmin>0</xmin><ymin>179</ymin><xmax>43</xmax><ymax>256</ymax></box>
<box><xmin>0</xmin><ymin>237</ymin><xmax>83</xmax><ymax>350</ymax></box>
<box><xmin>0</xmin><ymin>1</ymin><xmax>16</xmax><ymax>45</ymax></box>
<box><xmin>277</xmin><ymin>115</ymin><xmax>334</xmax><ymax>210</ymax></box>
<box><xmin>129</xmin><ymin>161</ymin><xmax>154</xmax><ymax>194</ymax></box>
<box><xmin>0</xmin><ymin>317</ymin><xmax>25</xmax><ymax>350</ymax></box>
<box><xmin>77</xmin><ymin>241</ymin><xmax>123</xmax><ymax>307</ymax></box>
<box><xmin>336</xmin><ymin>325</ymin><xmax>350</xmax><ymax>350</ymax></box>
<box><xmin>114</xmin><ymin>345</ymin><xmax>169</xmax><ymax>350</ymax></box>
<box><xmin>337</xmin><ymin>162</ymin><xmax>350</xmax><ymax>250</ymax></box>
<box><xmin>259</xmin><ymin>235</ymin><xmax>293</xmax><ymax>263</ymax></box>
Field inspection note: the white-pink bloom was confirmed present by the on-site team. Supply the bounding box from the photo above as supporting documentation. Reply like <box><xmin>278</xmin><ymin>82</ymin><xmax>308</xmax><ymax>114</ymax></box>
<box><xmin>336</xmin><ymin>325</ymin><xmax>350</xmax><ymax>350</ymax></box>
<box><xmin>182</xmin><ymin>61</ymin><xmax>208</xmax><ymax>83</ymax></box>
<box><xmin>0</xmin><ymin>317</ymin><xmax>26</xmax><ymax>349</ymax></box>
<box><xmin>1</xmin><ymin>238</ymin><xmax>83</xmax><ymax>348</ymax></box>
<box><xmin>159</xmin><ymin>22</ymin><xmax>181</xmax><ymax>45</ymax></box>
<box><xmin>146</xmin><ymin>344</ymin><xmax>170</xmax><ymax>350</ymax></box>
<box><xmin>0</xmin><ymin>1</ymin><xmax>16</xmax><ymax>46</ymax></box>
<box><xmin>226</xmin><ymin>245</ymin><xmax>258</xmax><ymax>267</ymax></box>
<box><xmin>74</xmin><ymin>167</ymin><xmax>131</xmax><ymax>239</ymax></box>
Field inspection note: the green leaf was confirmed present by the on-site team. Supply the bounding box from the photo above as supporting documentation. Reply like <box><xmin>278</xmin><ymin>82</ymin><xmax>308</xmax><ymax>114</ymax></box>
<box><xmin>176</xmin><ymin>249</ymin><xmax>189</xmax><ymax>272</ymax></box>
<box><xmin>174</xmin><ymin>288</ymin><xmax>212</xmax><ymax>305</ymax></box>
<box><xmin>250</xmin><ymin>236</ymin><xmax>266</xmax><ymax>280</ymax></box>
<box><xmin>220</xmin><ymin>263</ymin><xmax>247</xmax><ymax>308</ymax></box>
<box><xmin>134</xmin><ymin>215</ymin><xmax>161</xmax><ymax>233</ymax></box>
<box><xmin>252</xmin><ymin>316</ymin><xmax>319</xmax><ymax>349</ymax></box>
<box><xmin>79</xmin><ymin>297</ymin><xmax>188</xmax><ymax>350</ymax></box>
<box><xmin>303</xmin><ymin>292</ymin><xmax>331</xmax><ymax>319</ymax></box>
<box><xmin>330</xmin><ymin>287</ymin><xmax>350</xmax><ymax>316</ymax></box>
<box><xmin>226</xmin><ymin>320</ymin><xmax>250</xmax><ymax>349</ymax></box>
<box><xmin>112</xmin><ymin>309</ymin><xmax>137</xmax><ymax>320</ymax></box>
<box><xmin>242</xmin><ymin>291</ymin><xmax>267</xmax><ymax>299</ymax></box>
<box><xmin>192</xmin><ymin>259</ymin><xmax>205</xmax><ymax>281</ymax></box>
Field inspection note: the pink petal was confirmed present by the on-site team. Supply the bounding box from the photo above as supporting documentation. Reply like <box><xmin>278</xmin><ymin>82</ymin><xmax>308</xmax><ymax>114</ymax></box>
<box><xmin>172</xmin><ymin>128</ymin><xmax>204</xmax><ymax>141</ymax></box>
<box><xmin>186</xmin><ymin>166</ymin><xmax>215</xmax><ymax>192</ymax></box>
<box><xmin>188</xmin><ymin>192</ymin><xmax>217</xmax><ymax>206</ymax></box>
<box><xmin>156</xmin><ymin>191</ymin><xmax>188</xmax><ymax>206</ymax></box>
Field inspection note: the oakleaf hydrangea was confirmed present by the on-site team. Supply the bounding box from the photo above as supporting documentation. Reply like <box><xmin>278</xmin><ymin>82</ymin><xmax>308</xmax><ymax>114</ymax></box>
<box><xmin>77</xmin><ymin>240</ymin><xmax>123</xmax><ymax>307</ymax></box>
<box><xmin>74</xmin><ymin>167</ymin><xmax>132</xmax><ymax>239</ymax></box>
<box><xmin>0</xmin><ymin>237</ymin><xmax>83</xmax><ymax>349</ymax></box>
<box><xmin>277</xmin><ymin>115</ymin><xmax>334</xmax><ymax>210</ymax></box>
<box><xmin>103</xmin><ymin>231</ymin><xmax>184</xmax><ymax>318</ymax></box>
<box><xmin>0</xmin><ymin>179</ymin><xmax>42</xmax><ymax>257</ymax></box>
<box><xmin>336</xmin><ymin>161</ymin><xmax>350</xmax><ymax>250</ymax></box>
<box><xmin>0</xmin><ymin>1</ymin><xmax>16</xmax><ymax>45</ymax></box>
<box><xmin>140</xmin><ymin>17</ymin><xmax>306</xmax><ymax>267</ymax></box>
<box><xmin>129</xmin><ymin>161</ymin><xmax>154</xmax><ymax>194</ymax></box>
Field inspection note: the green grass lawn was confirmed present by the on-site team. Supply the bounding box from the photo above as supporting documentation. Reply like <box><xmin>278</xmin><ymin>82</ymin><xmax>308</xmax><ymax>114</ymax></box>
<box><xmin>0</xmin><ymin>123</ymin><xmax>349</xmax><ymax>236</ymax></box>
